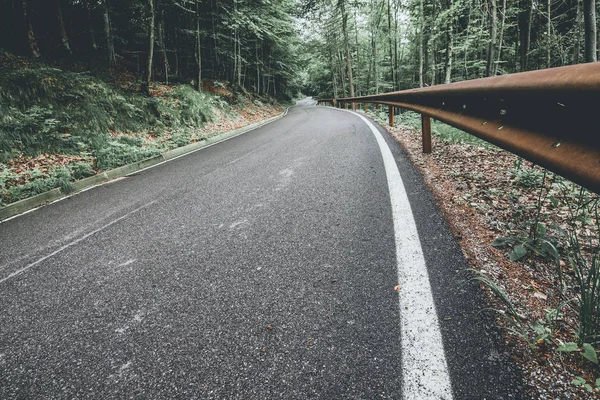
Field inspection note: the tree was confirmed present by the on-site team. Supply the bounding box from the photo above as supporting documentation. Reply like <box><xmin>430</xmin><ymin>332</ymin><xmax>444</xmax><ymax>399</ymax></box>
<box><xmin>141</xmin><ymin>0</ymin><xmax>155</xmax><ymax>95</ymax></box>
<box><xmin>55</xmin><ymin>0</ymin><xmax>72</xmax><ymax>56</ymax></box>
<box><xmin>583</xmin><ymin>0</ymin><xmax>597</xmax><ymax>62</ymax></box>
<box><xmin>22</xmin><ymin>0</ymin><xmax>40</xmax><ymax>58</ymax></box>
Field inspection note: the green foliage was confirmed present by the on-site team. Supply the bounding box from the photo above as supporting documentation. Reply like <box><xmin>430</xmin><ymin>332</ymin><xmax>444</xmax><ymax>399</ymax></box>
<box><xmin>430</xmin><ymin>120</ymin><xmax>490</xmax><ymax>147</ymax></box>
<box><xmin>471</xmin><ymin>269</ymin><xmax>537</xmax><ymax>350</ymax></box>
<box><xmin>117</xmin><ymin>135</ymin><xmax>145</xmax><ymax>147</ymax></box>
<box><xmin>159</xmin><ymin>85</ymin><xmax>217</xmax><ymax>127</ymax></box>
<box><xmin>391</xmin><ymin>111</ymin><xmax>491</xmax><ymax>146</ymax></box>
<box><xmin>68</xmin><ymin>162</ymin><xmax>95</xmax><ymax>180</ymax></box>
<box><xmin>572</xmin><ymin>376</ymin><xmax>594</xmax><ymax>393</ymax></box>
<box><xmin>0</xmin><ymin>65</ymin><xmax>226</xmax><ymax>165</ymax></box>
<box><xmin>169</xmin><ymin>131</ymin><xmax>194</xmax><ymax>148</ymax></box>
<box><xmin>555</xmin><ymin>184</ymin><xmax>600</xmax><ymax>347</ymax></box>
<box><xmin>94</xmin><ymin>141</ymin><xmax>161</xmax><ymax>171</ymax></box>
<box><xmin>0</xmin><ymin>165</ymin><xmax>75</xmax><ymax>206</ymax></box>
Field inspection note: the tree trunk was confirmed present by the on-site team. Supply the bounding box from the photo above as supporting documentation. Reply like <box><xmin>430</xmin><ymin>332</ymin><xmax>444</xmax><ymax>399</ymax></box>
<box><xmin>518</xmin><ymin>0</ymin><xmax>532</xmax><ymax>71</ymax></box>
<box><xmin>444</xmin><ymin>0</ymin><xmax>454</xmax><ymax>83</ymax></box>
<box><xmin>354</xmin><ymin>7</ymin><xmax>361</xmax><ymax>95</ymax></box>
<box><xmin>339</xmin><ymin>0</ymin><xmax>355</xmax><ymax>97</ymax></box>
<box><xmin>86</xmin><ymin>0</ymin><xmax>97</xmax><ymax>51</ymax></box>
<box><xmin>55</xmin><ymin>0</ymin><xmax>72</xmax><ymax>56</ymax></box>
<box><xmin>237</xmin><ymin>32</ymin><xmax>242</xmax><ymax>87</ymax></box>
<box><xmin>23</xmin><ymin>0</ymin><xmax>41</xmax><ymax>58</ymax></box>
<box><xmin>338</xmin><ymin>49</ymin><xmax>347</xmax><ymax>97</ymax></box>
<box><xmin>393</xmin><ymin>6</ymin><xmax>399</xmax><ymax>89</ymax></box>
<box><xmin>583</xmin><ymin>0</ymin><xmax>597</xmax><ymax>62</ymax></box>
<box><xmin>546</xmin><ymin>0</ymin><xmax>551</xmax><ymax>68</ymax></box>
<box><xmin>233</xmin><ymin>27</ymin><xmax>237</xmax><ymax>84</ymax></box>
<box><xmin>329</xmin><ymin>45</ymin><xmax>338</xmax><ymax>98</ymax></box>
<box><xmin>419</xmin><ymin>0</ymin><xmax>424</xmax><ymax>87</ymax></box>
<box><xmin>103</xmin><ymin>0</ymin><xmax>116</xmax><ymax>68</ymax></box>
<box><xmin>158</xmin><ymin>11</ymin><xmax>169</xmax><ymax>85</ymax></box>
<box><xmin>256</xmin><ymin>40</ymin><xmax>260</xmax><ymax>94</ymax></box>
<box><xmin>486</xmin><ymin>0</ymin><xmax>497</xmax><ymax>76</ymax></box>
<box><xmin>387</xmin><ymin>0</ymin><xmax>395</xmax><ymax>89</ymax></box>
<box><xmin>142</xmin><ymin>0</ymin><xmax>155</xmax><ymax>96</ymax></box>
<box><xmin>574</xmin><ymin>0</ymin><xmax>582</xmax><ymax>64</ymax></box>
<box><xmin>430</xmin><ymin>37</ymin><xmax>437</xmax><ymax>85</ymax></box>
<box><xmin>196</xmin><ymin>0</ymin><xmax>202</xmax><ymax>90</ymax></box>
<box><xmin>463</xmin><ymin>1</ymin><xmax>473</xmax><ymax>79</ymax></box>
<box><xmin>494</xmin><ymin>0</ymin><xmax>506</xmax><ymax>75</ymax></box>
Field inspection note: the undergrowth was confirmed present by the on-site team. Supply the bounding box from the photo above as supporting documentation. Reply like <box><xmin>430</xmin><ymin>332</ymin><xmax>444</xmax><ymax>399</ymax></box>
<box><xmin>0</xmin><ymin>53</ymin><xmax>280</xmax><ymax>206</ymax></box>
<box><xmin>371</xmin><ymin>109</ymin><xmax>492</xmax><ymax>147</ymax></box>
<box><xmin>483</xmin><ymin>172</ymin><xmax>600</xmax><ymax>392</ymax></box>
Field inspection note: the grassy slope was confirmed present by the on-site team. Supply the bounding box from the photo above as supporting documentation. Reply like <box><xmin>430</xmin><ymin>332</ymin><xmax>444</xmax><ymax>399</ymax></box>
<box><xmin>0</xmin><ymin>52</ymin><xmax>284</xmax><ymax>206</ymax></box>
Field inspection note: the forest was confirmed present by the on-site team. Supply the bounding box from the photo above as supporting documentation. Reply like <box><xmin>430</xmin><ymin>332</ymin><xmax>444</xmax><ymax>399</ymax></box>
<box><xmin>0</xmin><ymin>0</ymin><xmax>301</xmax><ymax>97</ymax></box>
<box><xmin>0</xmin><ymin>1</ymin><xmax>596</xmax><ymax>98</ymax></box>
<box><xmin>300</xmin><ymin>0</ymin><xmax>598</xmax><ymax>97</ymax></box>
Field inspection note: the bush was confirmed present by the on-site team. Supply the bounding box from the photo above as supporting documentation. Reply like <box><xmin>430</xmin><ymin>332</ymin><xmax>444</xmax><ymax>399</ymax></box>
<box><xmin>69</xmin><ymin>161</ymin><xmax>95</xmax><ymax>180</ymax></box>
<box><xmin>159</xmin><ymin>85</ymin><xmax>216</xmax><ymax>127</ymax></box>
<box><xmin>95</xmin><ymin>140</ymin><xmax>161</xmax><ymax>171</ymax></box>
<box><xmin>1</xmin><ymin>165</ymin><xmax>74</xmax><ymax>205</ymax></box>
<box><xmin>118</xmin><ymin>135</ymin><xmax>145</xmax><ymax>147</ymax></box>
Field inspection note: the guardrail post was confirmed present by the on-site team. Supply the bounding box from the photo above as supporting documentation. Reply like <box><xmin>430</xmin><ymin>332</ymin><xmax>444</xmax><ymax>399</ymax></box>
<box><xmin>352</xmin><ymin>103</ymin><xmax>356</xmax><ymax>111</ymax></box>
<box><xmin>422</xmin><ymin>114</ymin><xmax>432</xmax><ymax>153</ymax></box>
<box><xmin>345</xmin><ymin>103</ymin><xmax>349</xmax><ymax>110</ymax></box>
<box><xmin>363</xmin><ymin>103</ymin><xmax>368</xmax><ymax>112</ymax></box>
<box><xmin>376</xmin><ymin>104</ymin><xmax>380</xmax><ymax>110</ymax></box>
<box><xmin>389</xmin><ymin>105</ymin><xmax>394</xmax><ymax>127</ymax></box>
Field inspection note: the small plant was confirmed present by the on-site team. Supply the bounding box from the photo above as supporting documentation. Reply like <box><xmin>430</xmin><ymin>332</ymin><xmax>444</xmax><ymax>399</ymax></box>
<box><xmin>571</xmin><ymin>376</ymin><xmax>600</xmax><ymax>393</ymax></box>
<box><xmin>492</xmin><ymin>170</ymin><xmax>561</xmax><ymax>263</ymax></box>
<box><xmin>68</xmin><ymin>161</ymin><xmax>95</xmax><ymax>180</ymax></box>
<box><xmin>557</xmin><ymin>341</ymin><xmax>598</xmax><ymax>364</ymax></box>
<box><xmin>556</xmin><ymin>183</ymin><xmax>600</xmax><ymax>346</ymax></box>
<box><xmin>471</xmin><ymin>270</ymin><xmax>537</xmax><ymax>350</ymax></box>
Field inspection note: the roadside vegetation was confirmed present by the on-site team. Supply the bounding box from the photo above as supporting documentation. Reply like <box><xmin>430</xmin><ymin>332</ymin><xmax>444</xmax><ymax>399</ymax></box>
<box><xmin>0</xmin><ymin>53</ymin><xmax>285</xmax><ymax>207</ymax></box>
<box><xmin>367</xmin><ymin>109</ymin><xmax>600</xmax><ymax>398</ymax></box>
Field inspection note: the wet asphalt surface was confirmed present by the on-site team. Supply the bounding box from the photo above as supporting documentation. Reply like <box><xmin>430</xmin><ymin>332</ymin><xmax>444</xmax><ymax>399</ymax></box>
<box><xmin>0</xmin><ymin>101</ymin><xmax>525</xmax><ymax>399</ymax></box>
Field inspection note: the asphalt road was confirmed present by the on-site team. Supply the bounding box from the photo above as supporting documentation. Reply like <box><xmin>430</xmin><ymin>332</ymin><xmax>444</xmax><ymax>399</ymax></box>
<box><xmin>0</xmin><ymin>100</ymin><xmax>525</xmax><ymax>399</ymax></box>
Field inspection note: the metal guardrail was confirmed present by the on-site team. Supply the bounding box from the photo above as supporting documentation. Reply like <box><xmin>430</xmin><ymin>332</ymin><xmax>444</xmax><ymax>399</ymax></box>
<box><xmin>317</xmin><ymin>63</ymin><xmax>600</xmax><ymax>194</ymax></box>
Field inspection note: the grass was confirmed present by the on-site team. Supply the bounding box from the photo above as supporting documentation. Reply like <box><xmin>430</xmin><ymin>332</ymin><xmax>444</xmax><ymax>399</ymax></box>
<box><xmin>370</xmin><ymin>109</ymin><xmax>493</xmax><ymax>147</ymax></box>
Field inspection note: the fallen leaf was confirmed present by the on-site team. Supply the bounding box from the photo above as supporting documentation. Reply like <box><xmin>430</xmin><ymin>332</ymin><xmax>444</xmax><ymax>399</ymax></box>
<box><xmin>533</xmin><ymin>291</ymin><xmax>547</xmax><ymax>300</ymax></box>
<box><xmin>393</xmin><ymin>285</ymin><xmax>401</xmax><ymax>291</ymax></box>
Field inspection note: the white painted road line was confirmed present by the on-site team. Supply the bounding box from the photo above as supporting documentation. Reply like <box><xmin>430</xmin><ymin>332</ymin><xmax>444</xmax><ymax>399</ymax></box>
<box><xmin>0</xmin><ymin>201</ymin><xmax>156</xmax><ymax>285</ymax></box>
<box><xmin>350</xmin><ymin>111</ymin><xmax>454</xmax><ymax>399</ymax></box>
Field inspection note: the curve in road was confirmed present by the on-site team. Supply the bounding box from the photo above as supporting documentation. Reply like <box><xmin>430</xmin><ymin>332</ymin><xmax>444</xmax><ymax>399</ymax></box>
<box><xmin>0</xmin><ymin>102</ymin><xmax>524</xmax><ymax>399</ymax></box>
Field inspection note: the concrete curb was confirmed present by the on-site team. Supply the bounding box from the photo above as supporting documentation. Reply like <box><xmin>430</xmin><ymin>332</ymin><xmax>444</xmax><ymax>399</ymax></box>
<box><xmin>0</xmin><ymin>110</ymin><xmax>287</xmax><ymax>222</ymax></box>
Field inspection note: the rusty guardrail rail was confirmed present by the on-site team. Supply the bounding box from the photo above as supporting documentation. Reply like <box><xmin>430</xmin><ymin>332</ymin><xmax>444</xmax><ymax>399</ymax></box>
<box><xmin>317</xmin><ymin>63</ymin><xmax>600</xmax><ymax>194</ymax></box>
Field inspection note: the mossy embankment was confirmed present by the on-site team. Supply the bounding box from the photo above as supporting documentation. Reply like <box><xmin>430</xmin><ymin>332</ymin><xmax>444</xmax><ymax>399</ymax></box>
<box><xmin>0</xmin><ymin>53</ymin><xmax>285</xmax><ymax>207</ymax></box>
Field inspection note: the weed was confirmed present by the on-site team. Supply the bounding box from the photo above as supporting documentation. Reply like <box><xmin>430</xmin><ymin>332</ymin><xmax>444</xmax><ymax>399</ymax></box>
<box><xmin>571</xmin><ymin>376</ymin><xmax>600</xmax><ymax>392</ymax></box>
<box><xmin>556</xmin><ymin>184</ymin><xmax>600</xmax><ymax>346</ymax></box>
<box><xmin>471</xmin><ymin>270</ymin><xmax>537</xmax><ymax>350</ymax></box>
<box><xmin>492</xmin><ymin>170</ymin><xmax>561</xmax><ymax>263</ymax></box>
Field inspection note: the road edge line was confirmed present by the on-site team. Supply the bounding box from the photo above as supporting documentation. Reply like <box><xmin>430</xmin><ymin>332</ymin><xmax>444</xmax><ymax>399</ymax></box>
<box><xmin>341</xmin><ymin>108</ymin><xmax>454</xmax><ymax>400</ymax></box>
